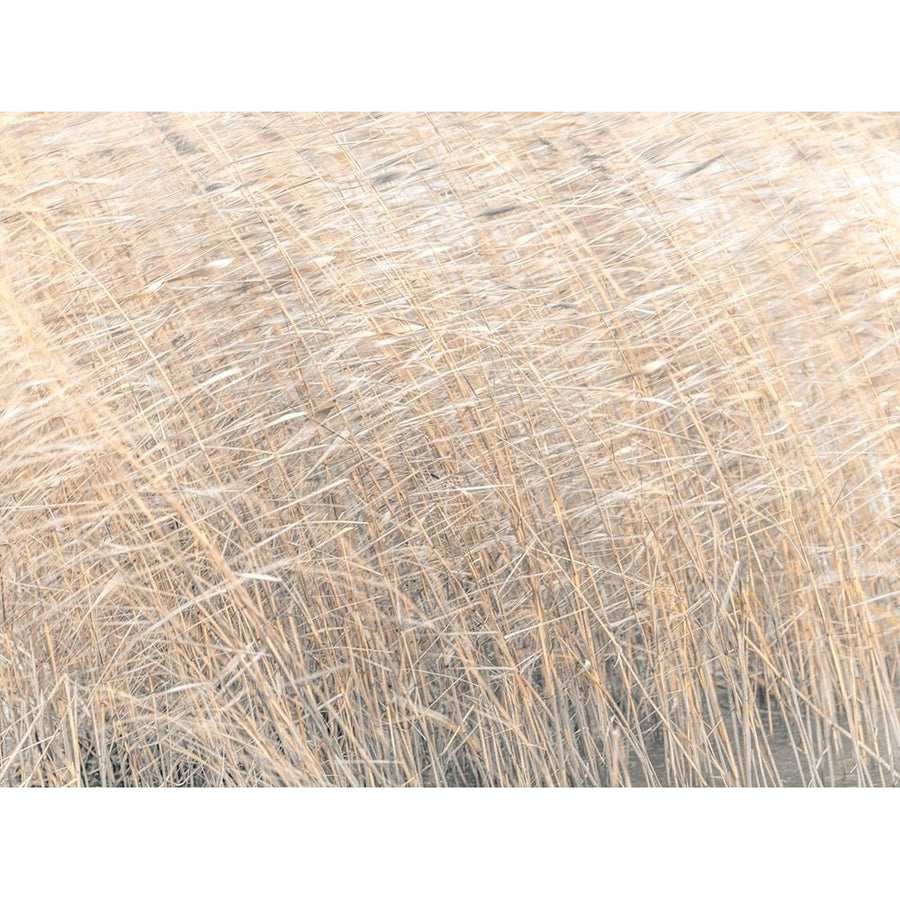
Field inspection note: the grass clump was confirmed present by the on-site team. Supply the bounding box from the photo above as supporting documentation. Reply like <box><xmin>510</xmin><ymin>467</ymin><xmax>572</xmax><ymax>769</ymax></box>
<box><xmin>1</xmin><ymin>111</ymin><xmax>898</xmax><ymax>785</ymax></box>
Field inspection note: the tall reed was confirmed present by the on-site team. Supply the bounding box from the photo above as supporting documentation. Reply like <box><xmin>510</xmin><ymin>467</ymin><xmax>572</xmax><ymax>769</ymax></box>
<box><xmin>1</xmin><ymin>112</ymin><xmax>898</xmax><ymax>785</ymax></box>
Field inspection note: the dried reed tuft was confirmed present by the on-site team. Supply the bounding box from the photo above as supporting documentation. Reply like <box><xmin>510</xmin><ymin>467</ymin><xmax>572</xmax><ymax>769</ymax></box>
<box><xmin>1</xmin><ymin>112</ymin><xmax>898</xmax><ymax>785</ymax></box>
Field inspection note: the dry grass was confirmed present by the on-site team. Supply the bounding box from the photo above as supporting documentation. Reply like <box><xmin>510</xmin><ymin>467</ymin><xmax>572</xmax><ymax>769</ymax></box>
<box><xmin>1</xmin><ymin>111</ymin><xmax>898</xmax><ymax>786</ymax></box>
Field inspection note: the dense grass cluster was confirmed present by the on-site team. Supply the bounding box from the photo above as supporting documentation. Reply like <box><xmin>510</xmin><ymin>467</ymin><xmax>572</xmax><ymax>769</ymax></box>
<box><xmin>1</xmin><ymin>112</ymin><xmax>898</xmax><ymax>785</ymax></box>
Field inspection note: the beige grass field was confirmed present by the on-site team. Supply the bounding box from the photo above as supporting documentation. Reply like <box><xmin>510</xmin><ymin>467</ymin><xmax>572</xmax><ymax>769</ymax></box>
<box><xmin>1</xmin><ymin>112</ymin><xmax>898</xmax><ymax>786</ymax></box>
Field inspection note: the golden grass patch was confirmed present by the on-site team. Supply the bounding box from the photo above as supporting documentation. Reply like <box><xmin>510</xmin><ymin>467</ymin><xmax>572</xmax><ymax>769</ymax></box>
<box><xmin>1</xmin><ymin>112</ymin><xmax>898</xmax><ymax>785</ymax></box>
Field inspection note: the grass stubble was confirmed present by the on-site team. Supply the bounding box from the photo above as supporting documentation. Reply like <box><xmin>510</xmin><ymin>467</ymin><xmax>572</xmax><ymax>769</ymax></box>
<box><xmin>1</xmin><ymin>112</ymin><xmax>898</xmax><ymax>786</ymax></box>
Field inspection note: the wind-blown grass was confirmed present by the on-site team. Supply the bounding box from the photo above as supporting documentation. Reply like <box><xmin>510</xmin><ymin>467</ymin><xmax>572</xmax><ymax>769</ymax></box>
<box><xmin>1</xmin><ymin>112</ymin><xmax>898</xmax><ymax>785</ymax></box>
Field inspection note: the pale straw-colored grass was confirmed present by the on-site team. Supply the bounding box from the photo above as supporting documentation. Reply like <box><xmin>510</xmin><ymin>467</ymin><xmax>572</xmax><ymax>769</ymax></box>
<box><xmin>1</xmin><ymin>112</ymin><xmax>898</xmax><ymax>785</ymax></box>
